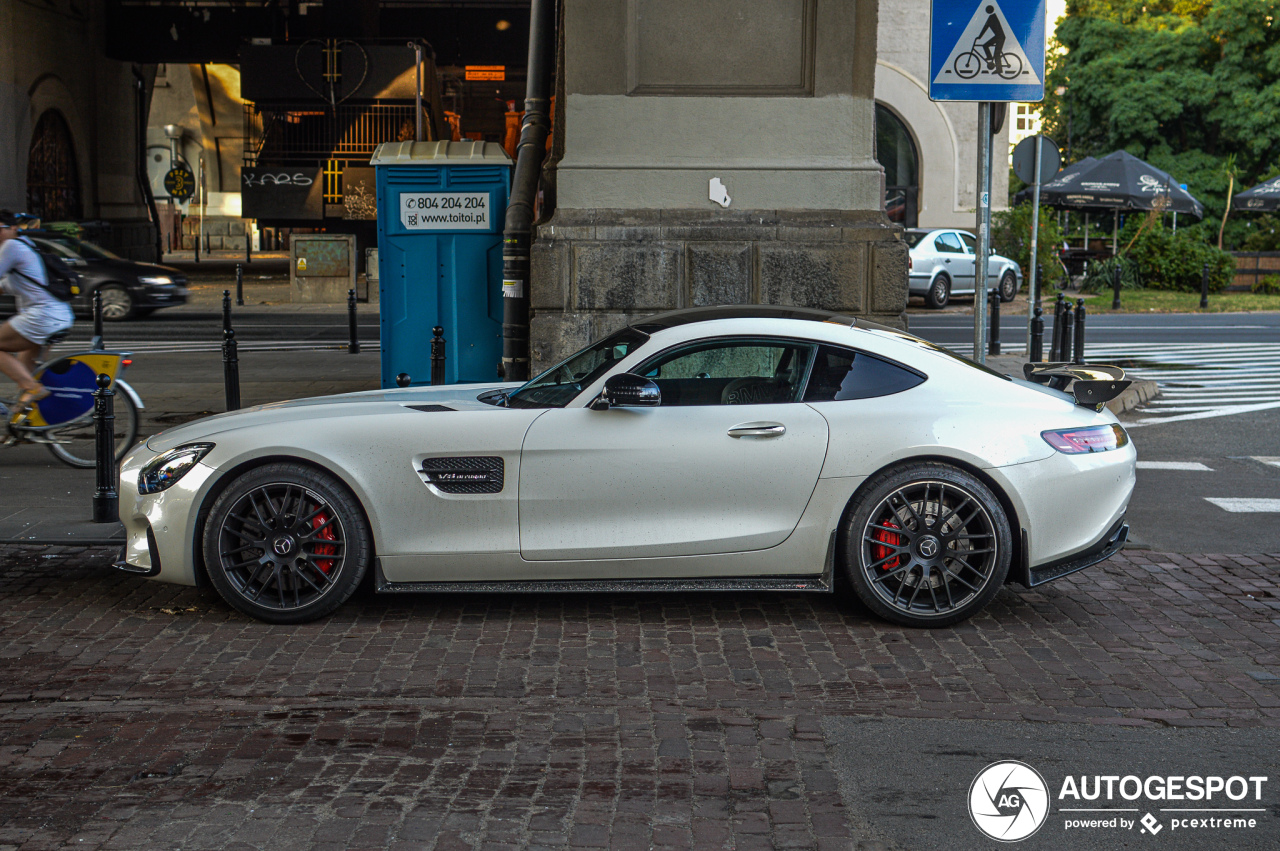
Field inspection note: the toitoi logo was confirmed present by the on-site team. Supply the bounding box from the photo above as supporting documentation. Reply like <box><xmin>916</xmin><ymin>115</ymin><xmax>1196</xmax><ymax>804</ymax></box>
<box><xmin>969</xmin><ymin>761</ymin><xmax>1050</xmax><ymax>842</ymax></box>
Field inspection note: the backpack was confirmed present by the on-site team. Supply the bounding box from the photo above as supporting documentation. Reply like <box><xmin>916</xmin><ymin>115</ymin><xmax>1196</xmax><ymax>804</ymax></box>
<box><xmin>14</xmin><ymin>236</ymin><xmax>81</xmax><ymax>302</ymax></box>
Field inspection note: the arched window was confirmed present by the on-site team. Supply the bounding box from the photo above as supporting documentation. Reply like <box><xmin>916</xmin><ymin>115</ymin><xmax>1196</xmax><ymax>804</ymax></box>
<box><xmin>875</xmin><ymin>104</ymin><xmax>919</xmax><ymax>228</ymax></box>
<box><xmin>27</xmin><ymin>110</ymin><xmax>83</xmax><ymax>222</ymax></box>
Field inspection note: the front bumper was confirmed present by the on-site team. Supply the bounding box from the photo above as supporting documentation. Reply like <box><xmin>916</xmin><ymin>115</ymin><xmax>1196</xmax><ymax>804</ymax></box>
<box><xmin>136</xmin><ymin>284</ymin><xmax>189</xmax><ymax>308</ymax></box>
<box><xmin>117</xmin><ymin>444</ymin><xmax>217</xmax><ymax>585</ymax></box>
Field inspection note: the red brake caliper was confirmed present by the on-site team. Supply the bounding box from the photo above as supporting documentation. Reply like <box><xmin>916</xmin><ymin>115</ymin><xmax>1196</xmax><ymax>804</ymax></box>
<box><xmin>872</xmin><ymin>519</ymin><xmax>902</xmax><ymax>569</ymax></box>
<box><xmin>311</xmin><ymin>512</ymin><xmax>337</xmax><ymax>573</ymax></box>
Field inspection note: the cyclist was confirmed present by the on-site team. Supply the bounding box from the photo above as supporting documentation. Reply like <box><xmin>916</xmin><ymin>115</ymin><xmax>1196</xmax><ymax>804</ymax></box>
<box><xmin>977</xmin><ymin>6</ymin><xmax>1006</xmax><ymax>72</ymax></box>
<box><xmin>0</xmin><ymin>210</ymin><xmax>74</xmax><ymax>408</ymax></box>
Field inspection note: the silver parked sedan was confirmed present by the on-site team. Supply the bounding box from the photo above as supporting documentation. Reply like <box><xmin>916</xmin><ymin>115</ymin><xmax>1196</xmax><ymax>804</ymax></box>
<box><xmin>117</xmin><ymin>306</ymin><xmax>1135</xmax><ymax>630</ymax></box>
<box><xmin>907</xmin><ymin>228</ymin><xmax>1022</xmax><ymax>309</ymax></box>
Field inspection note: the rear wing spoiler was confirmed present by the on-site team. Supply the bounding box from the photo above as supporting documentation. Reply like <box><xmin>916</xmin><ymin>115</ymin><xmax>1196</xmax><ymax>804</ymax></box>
<box><xmin>1023</xmin><ymin>362</ymin><xmax>1132</xmax><ymax>409</ymax></box>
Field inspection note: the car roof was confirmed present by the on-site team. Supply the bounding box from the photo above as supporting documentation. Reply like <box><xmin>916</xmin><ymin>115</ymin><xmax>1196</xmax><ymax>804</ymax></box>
<box><xmin>906</xmin><ymin>228</ymin><xmax>974</xmax><ymax>237</ymax></box>
<box><xmin>630</xmin><ymin>305</ymin><xmax>861</xmax><ymax>331</ymax></box>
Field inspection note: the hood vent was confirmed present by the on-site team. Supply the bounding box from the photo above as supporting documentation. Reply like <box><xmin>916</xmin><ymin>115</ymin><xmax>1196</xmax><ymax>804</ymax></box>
<box><xmin>406</xmin><ymin>404</ymin><xmax>456</xmax><ymax>412</ymax></box>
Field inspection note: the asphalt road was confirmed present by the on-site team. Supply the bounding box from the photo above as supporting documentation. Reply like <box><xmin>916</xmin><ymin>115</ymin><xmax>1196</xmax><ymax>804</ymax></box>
<box><xmin>908</xmin><ymin>311</ymin><xmax>1280</xmax><ymax>346</ymax></box>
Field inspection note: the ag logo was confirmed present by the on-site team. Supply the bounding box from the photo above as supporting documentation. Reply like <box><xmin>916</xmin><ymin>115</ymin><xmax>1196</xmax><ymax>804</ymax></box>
<box><xmin>969</xmin><ymin>760</ymin><xmax>1049</xmax><ymax>842</ymax></box>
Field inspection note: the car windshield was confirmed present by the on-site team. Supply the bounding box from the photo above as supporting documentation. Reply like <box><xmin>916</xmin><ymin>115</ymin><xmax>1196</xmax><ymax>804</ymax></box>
<box><xmin>903</xmin><ymin>231</ymin><xmax>928</xmax><ymax>248</ymax></box>
<box><xmin>507</xmin><ymin>327</ymin><xmax>650</xmax><ymax>408</ymax></box>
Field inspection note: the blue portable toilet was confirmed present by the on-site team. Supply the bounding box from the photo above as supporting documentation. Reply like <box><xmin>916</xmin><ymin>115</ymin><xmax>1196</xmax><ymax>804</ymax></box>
<box><xmin>371</xmin><ymin>141</ymin><xmax>512</xmax><ymax>387</ymax></box>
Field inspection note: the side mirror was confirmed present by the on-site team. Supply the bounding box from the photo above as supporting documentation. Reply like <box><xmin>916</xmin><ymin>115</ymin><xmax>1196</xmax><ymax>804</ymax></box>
<box><xmin>592</xmin><ymin>373</ymin><xmax>660</xmax><ymax>410</ymax></box>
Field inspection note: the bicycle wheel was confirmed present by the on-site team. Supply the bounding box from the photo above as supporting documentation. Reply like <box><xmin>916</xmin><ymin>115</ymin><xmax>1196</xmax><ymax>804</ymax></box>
<box><xmin>47</xmin><ymin>391</ymin><xmax>139</xmax><ymax>468</ymax></box>
<box><xmin>954</xmin><ymin>52</ymin><xmax>981</xmax><ymax>79</ymax></box>
<box><xmin>998</xmin><ymin>52</ymin><xmax>1023</xmax><ymax>80</ymax></box>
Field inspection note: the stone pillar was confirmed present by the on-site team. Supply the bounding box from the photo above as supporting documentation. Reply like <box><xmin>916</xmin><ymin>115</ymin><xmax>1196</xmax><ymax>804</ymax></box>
<box><xmin>529</xmin><ymin>0</ymin><xmax>906</xmax><ymax>370</ymax></box>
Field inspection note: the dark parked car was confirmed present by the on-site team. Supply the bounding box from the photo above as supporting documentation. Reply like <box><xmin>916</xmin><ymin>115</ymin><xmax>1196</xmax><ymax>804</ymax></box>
<box><xmin>0</xmin><ymin>232</ymin><xmax>188</xmax><ymax>320</ymax></box>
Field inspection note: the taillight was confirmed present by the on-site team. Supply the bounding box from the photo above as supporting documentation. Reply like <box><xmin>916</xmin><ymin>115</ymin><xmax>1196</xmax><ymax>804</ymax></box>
<box><xmin>121</xmin><ymin>358</ymin><xmax>133</xmax><ymax>367</ymax></box>
<box><xmin>1042</xmin><ymin>424</ymin><xmax>1129</xmax><ymax>454</ymax></box>
<box><xmin>908</xmin><ymin>255</ymin><xmax>913</xmax><ymax>270</ymax></box>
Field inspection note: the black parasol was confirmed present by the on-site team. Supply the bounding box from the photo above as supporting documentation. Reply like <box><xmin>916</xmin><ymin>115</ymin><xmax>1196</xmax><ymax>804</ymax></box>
<box><xmin>1033</xmin><ymin>151</ymin><xmax>1203</xmax><ymax>218</ymax></box>
<box><xmin>1232</xmin><ymin>176</ymin><xmax>1280</xmax><ymax>212</ymax></box>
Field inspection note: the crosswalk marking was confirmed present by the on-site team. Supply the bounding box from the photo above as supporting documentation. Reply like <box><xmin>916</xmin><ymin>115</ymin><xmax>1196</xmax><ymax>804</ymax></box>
<box><xmin>1252</xmin><ymin>457</ymin><xmax>1280</xmax><ymax>469</ymax></box>
<box><xmin>49</xmin><ymin>340</ymin><xmax>381</xmax><ymax>354</ymax></box>
<box><xmin>1204</xmin><ymin>498</ymin><xmax>1280</xmax><ymax>513</ymax></box>
<box><xmin>1136</xmin><ymin>461</ymin><xmax>1212</xmax><ymax>471</ymax></box>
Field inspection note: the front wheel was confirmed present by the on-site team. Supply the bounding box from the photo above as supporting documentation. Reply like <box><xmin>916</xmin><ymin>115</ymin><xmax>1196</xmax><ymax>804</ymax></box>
<box><xmin>202</xmin><ymin>463</ymin><xmax>372</xmax><ymax>623</ymax></box>
<box><xmin>97</xmin><ymin>285</ymin><xmax>135</xmax><ymax>321</ymax></box>
<box><xmin>999</xmin><ymin>269</ymin><xmax>1019</xmax><ymax>302</ymax></box>
<box><xmin>841</xmin><ymin>463</ymin><xmax>1012</xmax><ymax>628</ymax></box>
<box><xmin>47</xmin><ymin>389</ymin><xmax>140</xmax><ymax>468</ymax></box>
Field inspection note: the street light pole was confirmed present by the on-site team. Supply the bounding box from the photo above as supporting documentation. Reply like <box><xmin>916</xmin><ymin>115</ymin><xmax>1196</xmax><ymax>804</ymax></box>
<box><xmin>1026</xmin><ymin>132</ymin><xmax>1044</xmax><ymax>357</ymax></box>
<box><xmin>974</xmin><ymin>102</ymin><xmax>993</xmax><ymax>365</ymax></box>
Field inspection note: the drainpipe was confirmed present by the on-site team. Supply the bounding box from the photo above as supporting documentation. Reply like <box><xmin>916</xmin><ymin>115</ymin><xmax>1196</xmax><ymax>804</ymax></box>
<box><xmin>500</xmin><ymin>0</ymin><xmax>556</xmax><ymax>382</ymax></box>
<box><xmin>132</xmin><ymin>65</ymin><xmax>164</xmax><ymax>263</ymax></box>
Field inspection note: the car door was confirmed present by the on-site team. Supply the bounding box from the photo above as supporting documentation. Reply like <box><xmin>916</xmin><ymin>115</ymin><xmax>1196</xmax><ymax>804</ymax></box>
<box><xmin>957</xmin><ymin>231</ymin><xmax>997</xmax><ymax>289</ymax></box>
<box><xmin>518</xmin><ymin>338</ymin><xmax>830</xmax><ymax>562</ymax></box>
<box><xmin>934</xmin><ymin>231</ymin><xmax>974</xmax><ymax>292</ymax></box>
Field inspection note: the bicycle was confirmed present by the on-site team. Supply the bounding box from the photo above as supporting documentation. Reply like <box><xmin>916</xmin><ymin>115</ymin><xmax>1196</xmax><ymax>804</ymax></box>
<box><xmin>953</xmin><ymin>41</ymin><xmax>1023</xmax><ymax>80</ymax></box>
<box><xmin>2</xmin><ymin>330</ymin><xmax>141</xmax><ymax>468</ymax></box>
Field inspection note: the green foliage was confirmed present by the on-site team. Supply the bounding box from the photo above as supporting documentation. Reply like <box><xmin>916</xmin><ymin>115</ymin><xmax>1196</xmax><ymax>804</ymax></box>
<box><xmin>1253</xmin><ymin>274</ymin><xmax>1280</xmax><ymax>294</ymax></box>
<box><xmin>1241</xmin><ymin>214</ymin><xmax>1280</xmax><ymax>250</ymax></box>
<box><xmin>1124</xmin><ymin>223</ymin><xmax>1236</xmax><ymax>292</ymax></box>
<box><xmin>991</xmin><ymin>202</ymin><xmax>1068</xmax><ymax>289</ymax></box>
<box><xmin>1041</xmin><ymin>1</ymin><xmax>1280</xmax><ymax>249</ymax></box>
<box><xmin>1081</xmin><ymin>256</ymin><xmax>1142</xmax><ymax>293</ymax></box>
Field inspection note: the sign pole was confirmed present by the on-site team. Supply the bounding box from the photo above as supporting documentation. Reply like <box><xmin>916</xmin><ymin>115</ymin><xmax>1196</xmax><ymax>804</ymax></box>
<box><xmin>975</xmin><ymin>103</ymin><xmax>992</xmax><ymax>364</ymax></box>
<box><xmin>1026</xmin><ymin>132</ymin><xmax>1043</xmax><ymax>356</ymax></box>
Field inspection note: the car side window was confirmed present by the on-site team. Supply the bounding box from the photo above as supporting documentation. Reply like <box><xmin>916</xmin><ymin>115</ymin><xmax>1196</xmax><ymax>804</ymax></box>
<box><xmin>958</xmin><ymin>232</ymin><xmax>977</xmax><ymax>254</ymax></box>
<box><xmin>934</xmin><ymin>232</ymin><xmax>964</xmax><ymax>254</ymax></box>
<box><xmin>639</xmin><ymin>340</ymin><xmax>813</xmax><ymax>406</ymax></box>
<box><xmin>802</xmin><ymin>344</ymin><xmax>926</xmax><ymax>402</ymax></box>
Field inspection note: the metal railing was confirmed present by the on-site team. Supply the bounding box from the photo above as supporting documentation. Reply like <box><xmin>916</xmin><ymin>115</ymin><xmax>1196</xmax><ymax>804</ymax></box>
<box><xmin>243</xmin><ymin>101</ymin><xmax>425</xmax><ymax>166</ymax></box>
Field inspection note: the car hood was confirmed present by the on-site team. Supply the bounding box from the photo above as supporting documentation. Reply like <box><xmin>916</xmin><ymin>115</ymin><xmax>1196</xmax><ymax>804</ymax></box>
<box><xmin>145</xmin><ymin>381</ymin><xmax>523</xmax><ymax>452</ymax></box>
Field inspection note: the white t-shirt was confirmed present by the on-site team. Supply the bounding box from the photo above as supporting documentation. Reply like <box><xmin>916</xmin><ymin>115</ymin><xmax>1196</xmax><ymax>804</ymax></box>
<box><xmin>0</xmin><ymin>236</ymin><xmax>57</xmax><ymax>312</ymax></box>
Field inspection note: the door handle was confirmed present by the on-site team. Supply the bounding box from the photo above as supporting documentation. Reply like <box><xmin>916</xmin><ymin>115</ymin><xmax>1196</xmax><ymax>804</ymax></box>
<box><xmin>728</xmin><ymin>422</ymin><xmax>786</xmax><ymax>438</ymax></box>
<box><xmin>944</xmin><ymin>258</ymin><xmax>951</xmax><ymax>263</ymax></box>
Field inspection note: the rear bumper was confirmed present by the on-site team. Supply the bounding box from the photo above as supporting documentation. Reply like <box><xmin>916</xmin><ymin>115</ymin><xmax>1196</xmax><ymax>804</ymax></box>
<box><xmin>1026</xmin><ymin>516</ymin><xmax>1128</xmax><ymax>587</ymax></box>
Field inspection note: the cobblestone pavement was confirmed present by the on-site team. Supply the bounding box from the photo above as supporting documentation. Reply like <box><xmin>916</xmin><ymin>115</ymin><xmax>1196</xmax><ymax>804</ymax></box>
<box><xmin>1</xmin><ymin>547</ymin><xmax>1278</xmax><ymax>849</ymax></box>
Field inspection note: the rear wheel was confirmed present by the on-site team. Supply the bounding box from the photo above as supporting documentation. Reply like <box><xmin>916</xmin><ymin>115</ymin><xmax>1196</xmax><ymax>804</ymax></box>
<box><xmin>925</xmin><ymin>274</ymin><xmax>951</xmax><ymax>309</ymax></box>
<box><xmin>47</xmin><ymin>390</ymin><xmax>139</xmax><ymax>468</ymax></box>
<box><xmin>999</xmin><ymin>269</ymin><xmax>1019</xmax><ymax>303</ymax></box>
<box><xmin>202</xmin><ymin>463</ymin><xmax>371</xmax><ymax>624</ymax></box>
<box><xmin>841</xmin><ymin>463</ymin><xmax>1012</xmax><ymax>628</ymax></box>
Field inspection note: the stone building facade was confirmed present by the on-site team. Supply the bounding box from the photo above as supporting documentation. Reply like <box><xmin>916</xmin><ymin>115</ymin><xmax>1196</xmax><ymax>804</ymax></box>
<box><xmin>529</xmin><ymin>0</ymin><xmax>907</xmax><ymax>372</ymax></box>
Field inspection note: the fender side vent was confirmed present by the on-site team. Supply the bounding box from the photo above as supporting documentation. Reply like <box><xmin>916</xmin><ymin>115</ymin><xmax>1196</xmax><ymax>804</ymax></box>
<box><xmin>406</xmin><ymin>404</ymin><xmax>455</xmax><ymax>412</ymax></box>
<box><xmin>421</xmin><ymin>456</ymin><xmax>504</xmax><ymax>494</ymax></box>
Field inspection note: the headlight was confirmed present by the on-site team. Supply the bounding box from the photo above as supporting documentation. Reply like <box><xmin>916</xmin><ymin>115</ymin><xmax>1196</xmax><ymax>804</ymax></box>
<box><xmin>1041</xmin><ymin>424</ymin><xmax>1128</xmax><ymax>454</ymax></box>
<box><xmin>138</xmin><ymin>443</ymin><xmax>214</xmax><ymax>494</ymax></box>
<box><xmin>139</xmin><ymin>276</ymin><xmax>173</xmax><ymax>286</ymax></box>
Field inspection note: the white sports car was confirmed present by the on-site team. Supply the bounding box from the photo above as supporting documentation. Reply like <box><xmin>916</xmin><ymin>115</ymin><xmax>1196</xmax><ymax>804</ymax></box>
<box><xmin>117</xmin><ymin>306</ymin><xmax>1136</xmax><ymax>629</ymax></box>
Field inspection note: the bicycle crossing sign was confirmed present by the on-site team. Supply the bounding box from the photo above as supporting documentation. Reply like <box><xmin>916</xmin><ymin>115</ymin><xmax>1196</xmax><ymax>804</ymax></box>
<box><xmin>929</xmin><ymin>0</ymin><xmax>1046</xmax><ymax>102</ymax></box>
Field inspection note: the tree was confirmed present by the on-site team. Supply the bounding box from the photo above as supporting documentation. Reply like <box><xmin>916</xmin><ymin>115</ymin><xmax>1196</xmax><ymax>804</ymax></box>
<box><xmin>1039</xmin><ymin>1</ymin><xmax>1280</xmax><ymax>248</ymax></box>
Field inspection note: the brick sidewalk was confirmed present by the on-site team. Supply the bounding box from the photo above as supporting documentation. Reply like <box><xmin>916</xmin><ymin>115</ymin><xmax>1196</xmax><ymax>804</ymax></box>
<box><xmin>1</xmin><ymin>547</ymin><xmax>1278</xmax><ymax>849</ymax></box>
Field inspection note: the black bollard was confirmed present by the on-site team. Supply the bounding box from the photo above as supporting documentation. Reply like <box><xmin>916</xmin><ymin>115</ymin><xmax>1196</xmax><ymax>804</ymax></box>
<box><xmin>1073</xmin><ymin>299</ymin><xmax>1087</xmax><ymax>365</ymax></box>
<box><xmin>91</xmin><ymin>288</ymin><xmax>104</xmax><ymax>351</ymax></box>
<box><xmin>92</xmin><ymin>373</ymin><xmax>118</xmax><ymax>523</ymax></box>
<box><xmin>1200</xmin><ymin>262</ymin><xmax>1210</xmax><ymax>309</ymax></box>
<box><xmin>988</xmin><ymin>289</ymin><xmax>1001</xmax><ymax>356</ymax></box>
<box><xmin>222</xmin><ymin>290</ymin><xmax>240</xmax><ymax>411</ymax></box>
<box><xmin>396</xmin><ymin>373</ymin><xmax>412</xmax><ymax>388</ymax></box>
<box><xmin>1030</xmin><ymin>306</ymin><xmax>1044</xmax><ymax>362</ymax></box>
<box><xmin>1050</xmin><ymin>293</ymin><xmax>1067</xmax><ymax>361</ymax></box>
<box><xmin>1112</xmin><ymin>263</ymin><xmax>1122</xmax><ymax>310</ymax></box>
<box><xmin>347</xmin><ymin>288</ymin><xmax>360</xmax><ymax>354</ymax></box>
<box><xmin>1060</xmin><ymin>301</ymin><xmax>1075</xmax><ymax>364</ymax></box>
<box><xmin>236</xmin><ymin>263</ymin><xmax>244</xmax><ymax>306</ymax></box>
<box><xmin>430</xmin><ymin>326</ymin><xmax>446</xmax><ymax>386</ymax></box>
<box><xmin>1035</xmin><ymin>263</ymin><xmax>1044</xmax><ymax>310</ymax></box>
<box><xmin>193</xmin><ymin>226</ymin><xmax>200</xmax><ymax>263</ymax></box>
<box><xmin>245</xmin><ymin>227</ymin><xmax>252</xmax><ymax>265</ymax></box>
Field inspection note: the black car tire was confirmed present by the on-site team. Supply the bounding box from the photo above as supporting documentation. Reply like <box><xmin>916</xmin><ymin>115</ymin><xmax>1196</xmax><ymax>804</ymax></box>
<box><xmin>841</xmin><ymin>462</ymin><xmax>1012</xmax><ymax>628</ymax></box>
<box><xmin>999</xmin><ymin>269</ymin><xmax>1019</xmax><ymax>303</ymax></box>
<box><xmin>202</xmin><ymin>462</ymin><xmax>372</xmax><ymax>624</ymax></box>
<box><xmin>925</xmin><ymin>274</ymin><xmax>951</xmax><ymax>309</ymax></box>
<box><xmin>97</xmin><ymin>285</ymin><xmax>135</xmax><ymax>321</ymax></box>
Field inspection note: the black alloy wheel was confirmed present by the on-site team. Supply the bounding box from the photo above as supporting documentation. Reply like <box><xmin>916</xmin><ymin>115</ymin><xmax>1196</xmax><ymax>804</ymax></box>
<box><xmin>842</xmin><ymin>463</ymin><xmax>1011</xmax><ymax>628</ymax></box>
<box><xmin>925</xmin><ymin>274</ymin><xmax>951</xmax><ymax>309</ymax></box>
<box><xmin>999</xmin><ymin>269</ymin><xmax>1019</xmax><ymax>303</ymax></box>
<box><xmin>203</xmin><ymin>463</ymin><xmax>371</xmax><ymax>623</ymax></box>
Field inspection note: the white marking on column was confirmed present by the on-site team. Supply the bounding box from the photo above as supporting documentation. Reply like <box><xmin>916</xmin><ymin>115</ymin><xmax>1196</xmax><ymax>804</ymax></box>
<box><xmin>1204</xmin><ymin>498</ymin><xmax>1280</xmax><ymax>513</ymax></box>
